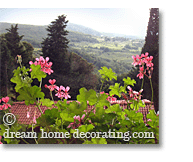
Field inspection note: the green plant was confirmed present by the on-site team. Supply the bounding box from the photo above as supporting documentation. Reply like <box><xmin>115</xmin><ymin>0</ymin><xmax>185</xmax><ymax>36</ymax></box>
<box><xmin>0</xmin><ymin>54</ymin><xmax>159</xmax><ymax>144</ymax></box>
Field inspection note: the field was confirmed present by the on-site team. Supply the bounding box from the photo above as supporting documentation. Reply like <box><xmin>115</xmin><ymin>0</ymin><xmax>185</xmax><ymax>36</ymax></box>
<box><xmin>67</xmin><ymin>37</ymin><xmax>144</xmax><ymax>74</ymax></box>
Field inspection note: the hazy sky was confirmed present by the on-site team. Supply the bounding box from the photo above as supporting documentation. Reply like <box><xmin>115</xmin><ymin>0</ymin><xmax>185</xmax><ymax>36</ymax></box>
<box><xmin>0</xmin><ymin>8</ymin><xmax>150</xmax><ymax>37</ymax></box>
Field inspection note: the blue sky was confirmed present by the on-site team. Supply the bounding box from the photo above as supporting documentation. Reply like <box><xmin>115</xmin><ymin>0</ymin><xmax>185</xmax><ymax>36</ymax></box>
<box><xmin>0</xmin><ymin>8</ymin><xmax>150</xmax><ymax>37</ymax></box>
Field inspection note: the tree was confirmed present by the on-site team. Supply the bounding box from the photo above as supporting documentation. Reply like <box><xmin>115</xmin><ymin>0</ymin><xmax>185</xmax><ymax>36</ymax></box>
<box><xmin>1</xmin><ymin>25</ymin><xmax>34</xmax><ymax>97</ymax></box>
<box><xmin>0</xmin><ymin>34</ymin><xmax>12</xmax><ymax>96</ymax></box>
<box><xmin>41</xmin><ymin>15</ymin><xmax>98</xmax><ymax>99</ymax></box>
<box><xmin>141</xmin><ymin>8</ymin><xmax>159</xmax><ymax>113</ymax></box>
<box><xmin>5</xmin><ymin>24</ymin><xmax>25</xmax><ymax>60</ymax></box>
<box><xmin>22</xmin><ymin>41</ymin><xmax>34</xmax><ymax>68</ymax></box>
<box><xmin>41</xmin><ymin>15</ymin><xmax>70</xmax><ymax>75</ymax></box>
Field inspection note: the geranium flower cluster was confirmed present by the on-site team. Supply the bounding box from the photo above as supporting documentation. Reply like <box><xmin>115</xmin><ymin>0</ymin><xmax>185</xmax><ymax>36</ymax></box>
<box><xmin>100</xmin><ymin>91</ymin><xmax>117</xmax><ymax>101</ymax></box>
<box><xmin>127</xmin><ymin>86</ymin><xmax>143</xmax><ymax>101</ymax></box>
<box><xmin>29</xmin><ymin>56</ymin><xmax>53</xmax><ymax>75</ymax></box>
<box><xmin>44</xmin><ymin>79</ymin><xmax>57</xmax><ymax>91</ymax></box>
<box><xmin>132</xmin><ymin>52</ymin><xmax>154</xmax><ymax>79</ymax></box>
<box><xmin>67</xmin><ymin>114</ymin><xmax>85</xmax><ymax>129</ymax></box>
<box><xmin>0</xmin><ymin>96</ymin><xmax>11</xmax><ymax>110</ymax></box>
<box><xmin>0</xmin><ymin>136</ymin><xmax>2</xmax><ymax>144</ymax></box>
<box><xmin>45</xmin><ymin>79</ymin><xmax>71</xmax><ymax>100</ymax></box>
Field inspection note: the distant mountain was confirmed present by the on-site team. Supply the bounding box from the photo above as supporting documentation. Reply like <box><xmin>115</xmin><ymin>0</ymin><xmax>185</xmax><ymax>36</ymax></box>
<box><xmin>0</xmin><ymin>22</ymin><xmax>141</xmax><ymax>42</ymax></box>
<box><xmin>67</xmin><ymin>22</ymin><xmax>102</xmax><ymax>36</ymax></box>
<box><xmin>0</xmin><ymin>22</ymin><xmax>101</xmax><ymax>47</ymax></box>
<box><xmin>67</xmin><ymin>22</ymin><xmax>140</xmax><ymax>39</ymax></box>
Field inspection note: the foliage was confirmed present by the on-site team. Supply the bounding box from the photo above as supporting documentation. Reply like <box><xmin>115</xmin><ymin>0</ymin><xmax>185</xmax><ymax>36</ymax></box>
<box><xmin>0</xmin><ymin>22</ymin><xmax>144</xmax><ymax>75</ymax></box>
<box><xmin>0</xmin><ymin>25</ymin><xmax>34</xmax><ymax>97</ymax></box>
<box><xmin>41</xmin><ymin>15</ymin><xmax>98</xmax><ymax>99</ymax></box>
<box><xmin>141</xmin><ymin>8</ymin><xmax>159</xmax><ymax>112</ymax></box>
<box><xmin>41</xmin><ymin>14</ymin><xmax>69</xmax><ymax>76</ymax></box>
<box><xmin>0</xmin><ymin>55</ymin><xmax>159</xmax><ymax>144</ymax></box>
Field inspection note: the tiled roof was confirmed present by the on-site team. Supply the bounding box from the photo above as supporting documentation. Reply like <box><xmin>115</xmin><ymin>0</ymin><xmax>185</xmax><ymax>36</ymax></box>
<box><xmin>9</xmin><ymin>100</ymin><xmax>154</xmax><ymax>124</ymax></box>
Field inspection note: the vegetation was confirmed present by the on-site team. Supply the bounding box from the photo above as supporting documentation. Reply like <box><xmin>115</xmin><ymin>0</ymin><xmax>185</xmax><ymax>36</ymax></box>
<box><xmin>40</xmin><ymin>15</ymin><xmax>98</xmax><ymax>100</ymax></box>
<box><xmin>0</xmin><ymin>9</ymin><xmax>158</xmax><ymax>109</ymax></box>
<box><xmin>137</xmin><ymin>8</ymin><xmax>159</xmax><ymax>112</ymax></box>
<box><xmin>0</xmin><ymin>22</ymin><xmax>145</xmax><ymax>75</ymax></box>
<box><xmin>0</xmin><ymin>25</ymin><xmax>34</xmax><ymax>97</ymax></box>
<box><xmin>0</xmin><ymin>9</ymin><xmax>159</xmax><ymax>144</ymax></box>
<box><xmin>0</xmin><ymin>57</ymin><xmax>159</xmax><ymax>144</ymax></box>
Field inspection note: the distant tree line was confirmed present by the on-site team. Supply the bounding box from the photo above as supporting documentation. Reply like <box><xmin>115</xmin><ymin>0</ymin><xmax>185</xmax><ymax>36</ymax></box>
<box><xmin>0</xmin><ymin>24</ymin><xmax>34</xmax><ymax>97</ymax></box>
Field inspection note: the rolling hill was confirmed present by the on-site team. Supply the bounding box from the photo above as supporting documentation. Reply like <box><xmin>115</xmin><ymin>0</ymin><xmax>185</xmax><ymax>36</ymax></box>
<box><xmin>0</xmin><ymin>22</ymin><xmax>144</xmax><ymax>74</ymax></box>
<box><xmin>0</xmin><ymin>22</ymin><xmax>140</xmax><ymax>47</ymax></box>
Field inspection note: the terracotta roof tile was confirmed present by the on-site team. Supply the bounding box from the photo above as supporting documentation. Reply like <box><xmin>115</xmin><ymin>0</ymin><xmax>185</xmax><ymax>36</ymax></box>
<box><xmin>9</xmin><ymin>100</ymin><xmax>154</xmax><ymax>124</ymax></box>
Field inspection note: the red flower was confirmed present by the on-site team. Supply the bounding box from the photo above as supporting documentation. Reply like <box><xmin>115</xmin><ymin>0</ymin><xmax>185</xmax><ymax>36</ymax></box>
<box><xmin>67</xmin><ymin>114</ymin><xmax>85</xmax><ymax>129</ymax></box>
<box><xmin>29</xmin><ymin>56</ymin><xmax>53</xmax><ymax>75</ymax></box>
<box><xmin>55</xmin><ymin>86</ymin><xmax>65</xmax><ymax>99</ymax></box>
<box><xmin>0</xmin><ymin>136</ymin><xmax>2</xmax><ymax>144</ymax></box>
<box><xmin>1</xmin><ymin>97</ymin><xmax>11</xmax><ymax>110</ymax></box>
<box><xmin>55</xmin><ymin>85</ymin><xmax>71</xmax><ymax>99</ymax></box>
<box><xmin>63</xmin><ymin>86</ymin><xmax>71</xmax><ymax>100</ymax></box>
<box><xmin>45</xmin><ymin>79</ymin><xmax>57</xmax><ymax>91</ymax></box>
<box><xmin>132</xmin><ymin>52</ymin><xmax>154</xmax><ymax>79</ymax></box>
<box><xmin>127</xmin><ymin>87</ymin><xmax>143</xmax><ymax>101</ymax></box>
<box><xmin>137</xmin><ymin>72</ymin><xmax>144</xmax><ymax>79</ymax></box>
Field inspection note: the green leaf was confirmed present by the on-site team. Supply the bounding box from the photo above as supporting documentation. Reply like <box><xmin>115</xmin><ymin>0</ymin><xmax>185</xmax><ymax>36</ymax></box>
<box><xmin>105</xmin><ymin>104</ymin><xmax>122</xmax><ymax>114</ymax></box>
<box><xmin>96</xmin><ymin>93</ymin><xmax>110</xmax><ymax>108</ymax></box>
<box><xmin>123</xmin><ymin>77</ymin><xmax>136</xmax><ymax>87</ymax></box>
<box><xmin>17</xmin><ymin>86</ymin><xmax>45</xmax><ymax>105</ymax></box>
<box><xmin>10</xmin><ymin>67</ymin><xmax>31</xmax><ymax>92</ymax></box>
<box><xmin>30</xmin><ymin>64</ymin><xmax>47</xmax><ymax>82</ymax></box>
<box><xmin>138</xmin><ymin>100</ymin><xmax>145</xmax><ymax>108</ymax></box>
<box><xmin>98</xmin><ymin>66</ymin><xmax>117</xmax><ymax>81</ymax></box>
<box><xmin>109</xmin><ymin>83</ymin><xmax>125</xmax><ymax>97</ymax></box>
<box><xmin>40</xmin><ymin>98</ymin><xmax>54</xmax><ymax>108</ymax></box>
<box><xmin>60</xmin><ymin>111</ymin><xmax>74</xmax><ymax>122</ymax></box>
<box><xmin>146</xmin><ymin>110</ymin><xmax>159</xmax><ymax>128</ymax></box>
<box><xmin>55</xmin><ymin>99</ymin><xmax>68</xmax><ymax>111</ymax></box>
<box><xmin>77</xmin><ymin>88</ymin><xmax>97</xmax><ymax>105</ymax></box>
<box><xmin>78</xmin><ymin>124</ymin><xmax>94</xmax><ymax>133</ymax></box>
<box><xmin>124</xmin><ymin>109</ymin><xmax>144</xmax><ymax>123</ymax></box>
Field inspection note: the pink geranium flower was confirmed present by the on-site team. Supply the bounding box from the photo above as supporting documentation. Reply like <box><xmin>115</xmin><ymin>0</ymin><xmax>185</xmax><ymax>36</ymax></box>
<box><xmin>45</xmin><ymin>79</ymin><xmax>57</xmax><ymax>91</ymax></box>
<box><xmin>141</xmin><ymin>52</ymin><xmax>149</xmax><ymax>58</ymax></box>
<box><xmin>29</xmin><ymin>56</ymin><xmax>53</xmax><ymax>75</ymax></box>
<box><xmin>100</xmin><ymin>91</ymin><xmax>117</xmax><ymax>102</ymax></box>
<box><xmin>137</xmin><ymin>72</ymin><xmax>144</xmax><ymax>79</ymax></box>
<box><xmin>55</xmin><ymin>86</ymin><xmax>71</xmax><ymax>99</ymax></box>
<box><xmin>55</xmin><ymin>86</ymin><xmax>65</xmax><ymax>99</ymax></box>
<box><xmin>132</xmin><ymin>52</ymin><xmax>154</xmax><ymax>79</ymax></box>
<box><xmin>0</xmin><ymin>136</ymin><xmax>3</xmax><ymax>144</ymax></box>
<box><xmin>127</xmin><ymin>87</ymin><xmax>143</xmax><ymax>101</ymax></box>
<box><xmin>1</xmin><ymin>96</ymin><xmax>11</xmax><ymax>110</ymax></box>
<box><xmin>67</xmin><ymin>114</ymin><xmax>85</xmax><ymax>129</ymax></box>
<box><xmin>63</xmin><ymin>86</ymin><xmax>71</xmax><ymax>100</ymax></box>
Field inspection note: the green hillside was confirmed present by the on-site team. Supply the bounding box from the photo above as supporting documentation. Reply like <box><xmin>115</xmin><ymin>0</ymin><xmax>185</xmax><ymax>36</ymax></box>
<box><xmin>0</xmin><ymin>22</ymin><xmax>145</xmax><ymax>74</ymax></box>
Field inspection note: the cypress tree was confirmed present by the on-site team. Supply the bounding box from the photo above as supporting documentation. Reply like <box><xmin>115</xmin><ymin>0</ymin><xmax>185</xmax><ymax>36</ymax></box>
<box><xmin>5</xmin><ymin>24</ymin><xmax>25</xmax><ymax>60</ymax></box>
<box><xmin>41</xmin><ymin>15</ymin><xmax>70</xmax><ymax>75</ymax></box>
<box><xmin>141</xmin><ymin>8</ymin><xmax>159</xmax><ymax>113</ymax></box>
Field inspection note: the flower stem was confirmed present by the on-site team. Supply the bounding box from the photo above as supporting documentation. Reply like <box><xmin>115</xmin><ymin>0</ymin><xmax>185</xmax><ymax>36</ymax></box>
<box><xmin>149</xmin><ymin>78</ymin><xmax>154</xmax><ymax>107</ymax></box>
<box><xmin>50</xmin><ymin>91</ymin><xmax>55</xmax><ymax>104</ymax></box>
<box><xmin>38</xmin><ymin>78</ymin><xmax>42</xmax><ymax>103</ymax></box>
<box><xmin>32</xmin><ymin>124</ymin><xmax>38</xmax><ymax>144</ymax></box>
<box><xmin>99</xmin><ymin>80</ymin><xmax>104</xmax><ymax>94</ymax></box>
<box><xmin>35</xmin><ymin>101</ymin><xmax>43</xmax><ymax>114</ymax></box>
<box><xmin>39</xmin><ymin>78</ymin><xmax>42</xmax><ymax>88</ymax></box>
<box><xmin>141</xmin><ymin>75</ymin><xmax>144</xmax><ymax>90</ymax></box>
